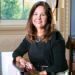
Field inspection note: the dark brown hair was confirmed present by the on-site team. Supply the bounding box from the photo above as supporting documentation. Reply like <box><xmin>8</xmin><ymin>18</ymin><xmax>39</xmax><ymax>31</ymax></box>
<box><xmin>25</xmin><ymin>1</ymin><xmax>54</xmax><ymax>43</ymax></box>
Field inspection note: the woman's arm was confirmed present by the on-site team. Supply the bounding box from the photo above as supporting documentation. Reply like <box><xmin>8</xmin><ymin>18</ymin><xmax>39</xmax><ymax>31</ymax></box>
<box><xmin>12</xmin><ymin>38</ymin><xmax>30</xmax><ymax>69</ymax></box>
<box><xmin>12</xmin><ymin>38</ymin><xmax>30</xmax><ymax>59</ymax></box>
<box><xmin>46</xmin><ymin>39</ymin><xmax>68</xmax><ymax>72</ymax></box>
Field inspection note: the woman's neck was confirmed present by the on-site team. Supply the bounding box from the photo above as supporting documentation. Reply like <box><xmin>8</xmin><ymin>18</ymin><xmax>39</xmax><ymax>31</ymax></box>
<box><xmin>37</xmin><ymin>29</ymin><xmax>45</xmax><ymax>37</ymax></box>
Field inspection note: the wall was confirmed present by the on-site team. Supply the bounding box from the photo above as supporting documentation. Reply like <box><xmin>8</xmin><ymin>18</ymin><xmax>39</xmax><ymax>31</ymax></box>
<box><xmin>0</xmin><ymin>30</ymin><xmax>25</xmax><ymax>51</ymax></box>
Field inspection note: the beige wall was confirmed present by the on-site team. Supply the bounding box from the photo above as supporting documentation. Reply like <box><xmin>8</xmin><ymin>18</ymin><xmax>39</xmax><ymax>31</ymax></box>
<box><xmin>0</xmin><ymin>30</ymin><xmax>26</xmax><ymax>51</ymax></box>
<box><xmin>0</xmin><ymin>34</ymin><xmax>25</xmax><ymax>51</ymax></box>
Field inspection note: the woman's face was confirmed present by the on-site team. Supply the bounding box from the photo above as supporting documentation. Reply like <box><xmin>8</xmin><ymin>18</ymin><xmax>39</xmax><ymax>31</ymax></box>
<box><xmin>32</xmin><ymin>6</ymin><xmax>47</xmax><ymax>29</ymax></box>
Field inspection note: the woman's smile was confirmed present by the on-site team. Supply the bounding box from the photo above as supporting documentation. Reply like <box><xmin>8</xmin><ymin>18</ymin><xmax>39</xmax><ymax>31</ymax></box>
<box><xmin>32</xmin><ymin>6</ymin><xmax>47</xmax><ymax>29</ymax></box>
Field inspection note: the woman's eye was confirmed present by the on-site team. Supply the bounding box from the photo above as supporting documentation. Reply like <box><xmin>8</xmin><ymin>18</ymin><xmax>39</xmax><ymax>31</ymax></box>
<box><xmin>33</xmin><ymin>13</ymin><xmax>37</xmax><ymax>15</ymax></box>
<box><xmin>41</xmin><ymin>14</ymin><xmax>46</xmax><ymax>16</ymax></box>
<box><xmin>33</xmin><ymin>13</ymin><xmax>46</xmax><ymax>16</ymax></box>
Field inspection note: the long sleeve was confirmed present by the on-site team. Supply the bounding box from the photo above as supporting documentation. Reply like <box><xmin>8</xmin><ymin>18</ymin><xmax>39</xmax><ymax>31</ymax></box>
<box><xmin>12</xmin><ymin>38</ymin><xmax>30</xmax><ymax>59</ymax></box>
<box><xmin>46</xmin><ymin>39</ymin><xmax>68</xmax><ymax>72</ymax></box>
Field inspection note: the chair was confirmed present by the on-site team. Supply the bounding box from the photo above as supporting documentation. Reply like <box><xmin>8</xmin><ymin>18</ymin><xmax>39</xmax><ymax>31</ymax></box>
<box><xmin>0</xmin><ymin>51</ymin><xmax>21</xmax><ymax>75</ymax></box>
<box><xmin>66</xmin><ymin>37</ymin><xmax>75</xmax><ymax>75</ymax></box>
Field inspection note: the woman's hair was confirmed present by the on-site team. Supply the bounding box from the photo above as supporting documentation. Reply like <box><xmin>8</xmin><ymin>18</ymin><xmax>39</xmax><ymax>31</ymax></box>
<box><xmin>25</xmin><ymin>1</ymin><xmax>54</xmax><ymax>43</ymax></box>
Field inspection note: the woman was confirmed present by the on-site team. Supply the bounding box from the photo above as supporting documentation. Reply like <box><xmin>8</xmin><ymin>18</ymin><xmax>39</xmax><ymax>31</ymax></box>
<box><xmin>12</xmin><ymin>1</ymin><xmax>68</xmax><ymax>75</ymax></box>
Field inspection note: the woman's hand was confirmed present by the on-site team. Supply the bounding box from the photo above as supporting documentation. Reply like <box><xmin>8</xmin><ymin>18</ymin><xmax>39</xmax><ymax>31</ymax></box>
<box><xmin>19</xmin><ymin>57</ymin><xmax>26</xmax><ymax>68</ymax></box>
<box><xmin>25</xmin><ymin>62</ymin><xmax>34</xmax><ymax>71</ymax></box>
<box><xmin>39</xmin><ymin>71</ymin><xmax>47</xmax><ymax>75</ymax></box>
<box><xmin>16</xmin><ymin>56</ymin><xmax>26</xmax><ymax>68</ymax></box>
<box><xmin>16</xmin><ymin>56</ymin><xmax>35</xmax><ymax>72</ymax></box>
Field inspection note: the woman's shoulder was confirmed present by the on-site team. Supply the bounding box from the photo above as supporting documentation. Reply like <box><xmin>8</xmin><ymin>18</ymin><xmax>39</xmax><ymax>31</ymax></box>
<box><xmin>51</xmin><ymin>30</ymin><xmax>64</xmax><ymax>41</ymax></box>
<box><xmin>50</xmin><ymin>30</ymin><xmax>65</xmax><ymax>46</ymax></box>
<box><xmin>22</xmin><ymin>37</ymin><xmax>31</xmax><ymax>45</ymax></box>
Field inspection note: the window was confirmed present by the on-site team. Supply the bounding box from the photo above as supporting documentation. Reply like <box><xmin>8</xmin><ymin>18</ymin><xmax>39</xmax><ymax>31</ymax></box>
<box><xmin>0</xmin><ymin>0</ymin><xmax>57</xmax><ymax>30</ymax></box>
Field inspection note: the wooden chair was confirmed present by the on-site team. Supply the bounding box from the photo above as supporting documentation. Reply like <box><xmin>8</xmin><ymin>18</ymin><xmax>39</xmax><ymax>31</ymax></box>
<box><xmin>66</xmin><ymin>37</ymin><xmax>75</xmax><ymax>75</ymax></box>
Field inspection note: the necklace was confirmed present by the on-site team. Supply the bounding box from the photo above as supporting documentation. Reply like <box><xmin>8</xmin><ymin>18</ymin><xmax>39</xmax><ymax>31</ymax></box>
<box><xmin>35</xmin><ymin>36</ymin><xmax>43</xmax><ymax>42</ymax></box>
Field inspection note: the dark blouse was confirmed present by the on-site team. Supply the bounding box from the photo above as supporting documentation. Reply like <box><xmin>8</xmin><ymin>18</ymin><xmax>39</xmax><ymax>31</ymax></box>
<box><xmin>12</xmin><ymin>31</ymin><xmax>68</xmax><ymax>73</ymax></box>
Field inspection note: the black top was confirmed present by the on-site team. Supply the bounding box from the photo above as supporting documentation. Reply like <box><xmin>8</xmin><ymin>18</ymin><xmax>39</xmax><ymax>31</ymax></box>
<box><xmin>12</xmin><ymin>31</ymin><xmax>68</xmax><ymax>72</ymax></box>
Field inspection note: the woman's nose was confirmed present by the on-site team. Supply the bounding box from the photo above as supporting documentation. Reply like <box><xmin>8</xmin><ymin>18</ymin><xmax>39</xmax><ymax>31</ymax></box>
<box><xmin>38</xmin><ymin>15</ymin><xmax>41</xmax><ymax>19</ymax></box>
